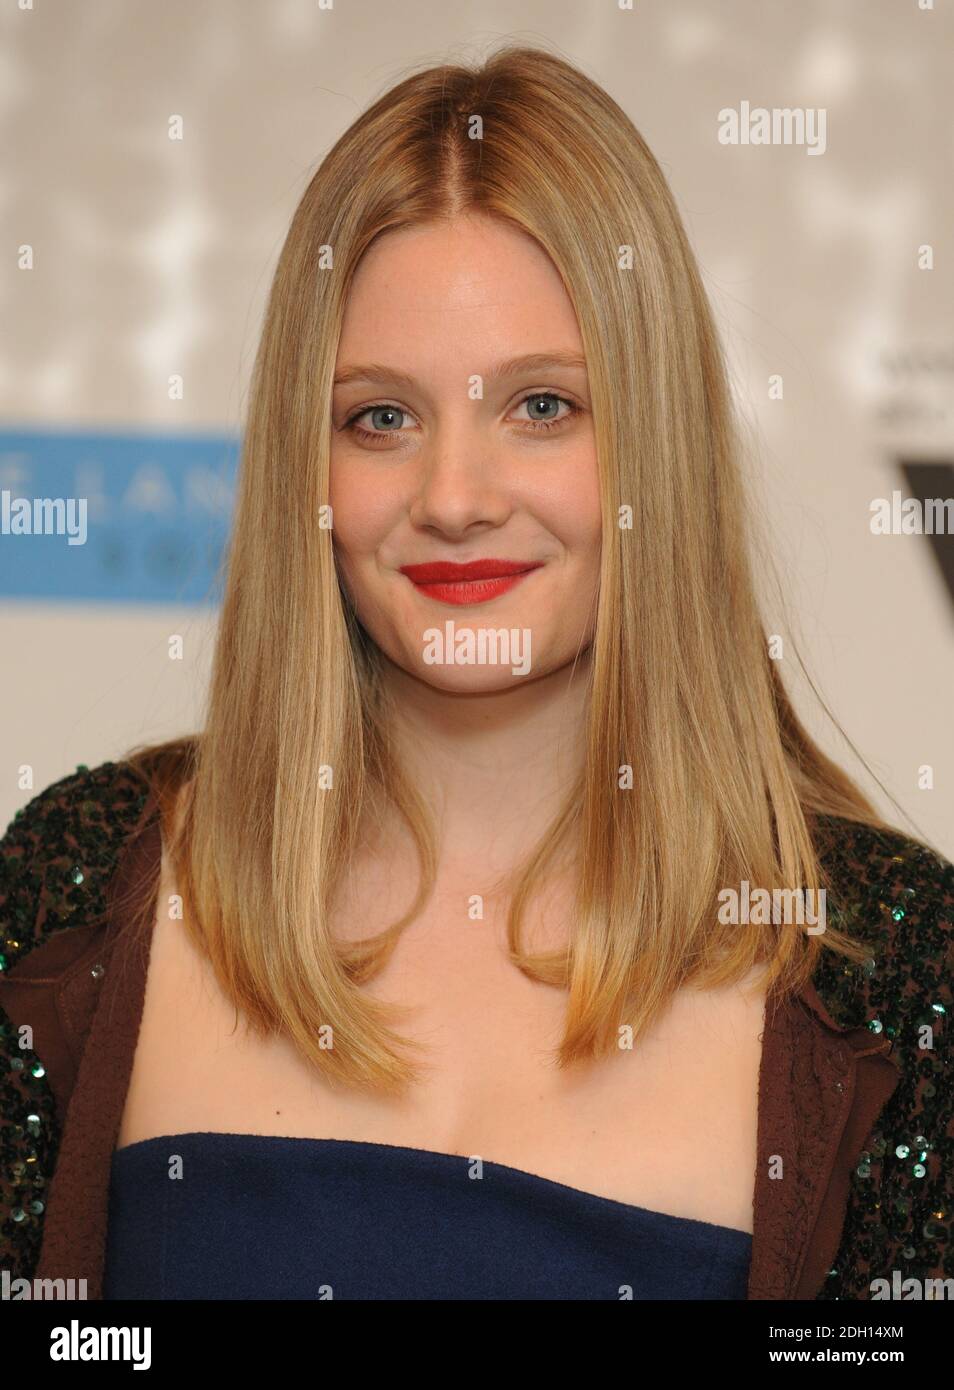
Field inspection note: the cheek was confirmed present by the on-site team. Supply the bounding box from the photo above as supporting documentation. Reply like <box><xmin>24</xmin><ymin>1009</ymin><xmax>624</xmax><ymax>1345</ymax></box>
<box><xmin>329</xmin><ymin>463</ymin><xmax>401</xmax><ymax>564</ymax></box>
<box><xmin>532</xmin><ymin>452</ymin><xmax>603</xmax><ymax>563</ymax></box>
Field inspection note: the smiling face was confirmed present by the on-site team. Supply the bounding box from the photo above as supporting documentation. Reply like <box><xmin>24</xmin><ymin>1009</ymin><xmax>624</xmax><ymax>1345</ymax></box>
<box><xmin>328</xmin><ymin>213</ymin><xmax>602</xmax><ymax>693</ymax></box>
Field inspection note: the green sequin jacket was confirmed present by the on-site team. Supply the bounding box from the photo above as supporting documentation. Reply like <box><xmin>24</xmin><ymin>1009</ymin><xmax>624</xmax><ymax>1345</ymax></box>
<box><xmin>1</xmin><ymin>760</ymin><xmax>952</xmax><ymax>1300</ymax></box>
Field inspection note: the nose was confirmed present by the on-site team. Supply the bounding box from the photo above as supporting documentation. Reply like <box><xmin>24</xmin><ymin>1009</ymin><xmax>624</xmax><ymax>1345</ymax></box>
<box><xmin>407</xmin><ymin>417</ymin><xmax>513</xmax><ymax>538</ymax></box>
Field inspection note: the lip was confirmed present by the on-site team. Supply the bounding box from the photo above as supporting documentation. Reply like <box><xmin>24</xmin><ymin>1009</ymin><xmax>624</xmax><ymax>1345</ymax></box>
<box><xmin>398</xmin><ymin>558</ymin><xmax>544</xmax><ymax>606</ymax></box>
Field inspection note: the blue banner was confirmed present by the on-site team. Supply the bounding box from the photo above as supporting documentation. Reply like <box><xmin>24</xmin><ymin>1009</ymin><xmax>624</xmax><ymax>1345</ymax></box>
<box><xmin>0</xmin><ymin>427</ymin><xmax>239</xmax><ymax>604</ymax></box>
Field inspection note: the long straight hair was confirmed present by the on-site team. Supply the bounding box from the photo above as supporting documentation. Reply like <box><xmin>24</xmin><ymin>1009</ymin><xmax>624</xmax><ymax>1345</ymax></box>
<box><xmin>128</xmin><ymin>44</ymin><xmax>888</xmax><ymax>1093</ymax></box>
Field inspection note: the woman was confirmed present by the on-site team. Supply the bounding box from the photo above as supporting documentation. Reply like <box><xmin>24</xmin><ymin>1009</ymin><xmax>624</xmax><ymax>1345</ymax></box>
<box><xmin>1</xmin><ymin>44</ymin><xmax>951</xmax><ymax>1302</ymax></box>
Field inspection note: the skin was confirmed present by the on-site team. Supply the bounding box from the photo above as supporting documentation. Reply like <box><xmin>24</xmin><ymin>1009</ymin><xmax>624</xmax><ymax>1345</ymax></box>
<box><xmin>118</xmin><ymin>214</ymin><xmax>766</xmax><ymax>1239</ymax></box>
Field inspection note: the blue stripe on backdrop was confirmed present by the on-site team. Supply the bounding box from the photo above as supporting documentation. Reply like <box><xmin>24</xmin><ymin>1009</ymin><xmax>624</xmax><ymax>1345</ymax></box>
<box><xmin>0</xmin><ymin>427</ymin><xmax>240</xmax><ymax>604</ymax></box>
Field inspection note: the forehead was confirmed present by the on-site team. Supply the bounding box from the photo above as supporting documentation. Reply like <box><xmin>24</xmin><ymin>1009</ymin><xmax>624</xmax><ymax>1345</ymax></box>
<box><xmin>336</xmin><ymin>216</ymin><xmax>582</xmax><ymax>363</ymax></box>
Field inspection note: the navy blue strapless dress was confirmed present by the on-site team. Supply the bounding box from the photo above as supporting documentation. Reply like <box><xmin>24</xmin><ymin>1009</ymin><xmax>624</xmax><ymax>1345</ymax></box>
<box><xmin>102</xmin><ymin>1132</ymin><xmax>752</xmax><ymax>1300</ymax></box>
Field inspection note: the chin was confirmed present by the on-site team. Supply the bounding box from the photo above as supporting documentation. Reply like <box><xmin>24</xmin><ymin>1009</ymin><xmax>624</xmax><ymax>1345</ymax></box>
<box><xmin>410</xmin><ymin>662</ymin><xmax>538</xmax><ymax>694</ymax></box>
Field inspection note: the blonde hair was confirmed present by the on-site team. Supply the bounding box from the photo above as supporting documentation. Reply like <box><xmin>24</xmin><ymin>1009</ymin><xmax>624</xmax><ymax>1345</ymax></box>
<box><xmin>128</xmin><ymin>43</ymin><xmax>889</xmax><ymax>1093</ymax></box>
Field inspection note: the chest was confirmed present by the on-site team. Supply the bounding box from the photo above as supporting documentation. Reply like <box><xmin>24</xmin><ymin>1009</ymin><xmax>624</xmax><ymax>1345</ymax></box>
<box><xmin>117</xmin><ymin>868</ymin><xmax>767</xmax><ymax>1236</ymax></box>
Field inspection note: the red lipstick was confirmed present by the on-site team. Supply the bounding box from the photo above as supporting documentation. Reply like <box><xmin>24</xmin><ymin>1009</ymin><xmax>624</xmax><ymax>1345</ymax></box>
<box><xmin>398</xmin><ymin>558</ymin><xmax>543</xmax><ymax>605</ymax></box>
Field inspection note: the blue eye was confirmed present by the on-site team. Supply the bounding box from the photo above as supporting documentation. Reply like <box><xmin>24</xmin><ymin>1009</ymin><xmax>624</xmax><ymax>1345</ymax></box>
<box><xmin>514</xmin><ymin>393</ymin><xmax>576</xmax><ymax>428</ymax></box>
<box><xmin>342</xmin><ymin>390</ymin><xmax>580</xmax><ymax>446</ymax></box>
<box><xmin>346</xmin><ymin>404</ymin><xmax>409</xmax><ymax>434</ymax></box>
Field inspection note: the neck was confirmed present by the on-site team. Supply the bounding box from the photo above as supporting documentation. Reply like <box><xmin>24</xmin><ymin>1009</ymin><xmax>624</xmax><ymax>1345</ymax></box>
<box><xmin>377</xmin><ymin>652</ymin><xmax>592</xmax><ymax>875</ymax></box>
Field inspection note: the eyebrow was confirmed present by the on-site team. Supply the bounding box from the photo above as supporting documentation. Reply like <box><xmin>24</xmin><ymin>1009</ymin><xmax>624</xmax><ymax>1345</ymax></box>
<box><xmin>332</xmin><ymin>351</ymin><xmax>588</xmax><ymax>390</ymax></box>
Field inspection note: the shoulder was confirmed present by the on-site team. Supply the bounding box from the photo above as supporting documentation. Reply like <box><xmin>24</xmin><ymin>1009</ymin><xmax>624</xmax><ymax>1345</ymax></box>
<box><xmin>810</xmin><ymin>810</ymin><xmax>953</xmax><ymax>1032</ymax></box>
<box><xmin>0</xmin><ymin>759</ymin><xmax>155</xmax><ymax>973</ymax></box>
<box><xmin>813</xmin><ymin>813</ymin><xmax>953</xmax><ymax>912</ymax></box>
